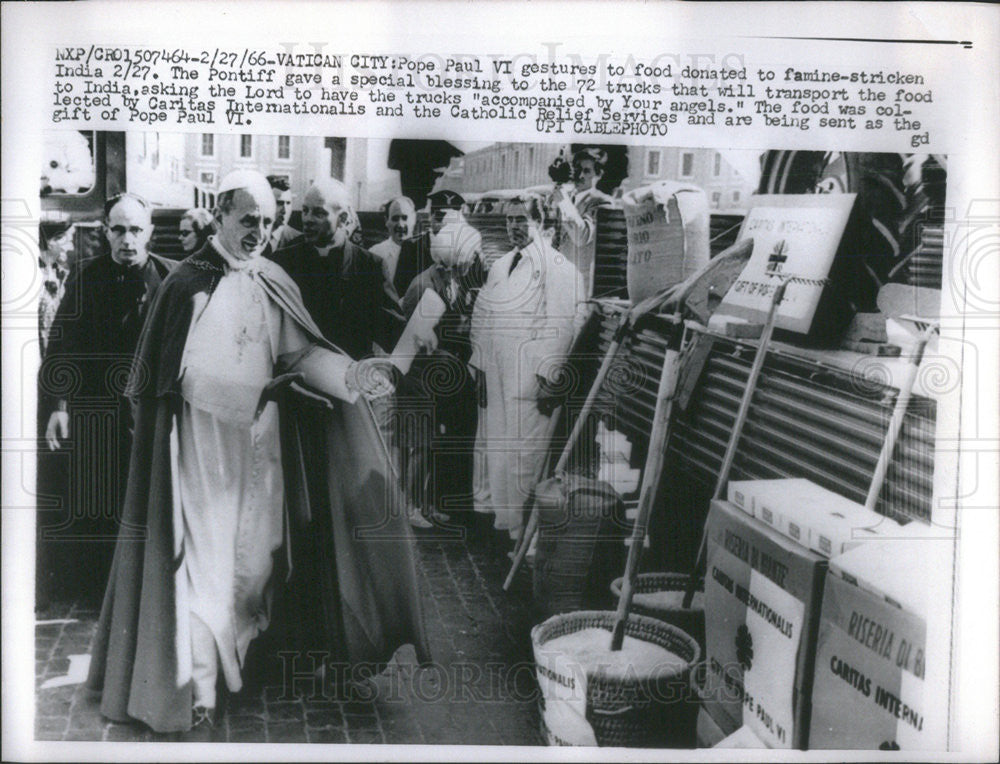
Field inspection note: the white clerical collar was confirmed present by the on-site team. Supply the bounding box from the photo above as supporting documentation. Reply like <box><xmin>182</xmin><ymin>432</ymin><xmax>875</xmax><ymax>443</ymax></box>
<box><xmin>314</xmin><ymin>240</ymin><xmax>337</xmax><ymax>258</ymax></box>
<box><xmin>210</xmin><ymin>236</ymin><xmax>262</xmax><ymax>271</ymax></box>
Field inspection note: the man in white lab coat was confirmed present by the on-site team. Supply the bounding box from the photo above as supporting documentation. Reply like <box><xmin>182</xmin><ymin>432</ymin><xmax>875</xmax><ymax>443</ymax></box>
<box><xmin>470</xmin><ymin>195</ymin><xmax>587</xmax><ymax>542</ymax></box>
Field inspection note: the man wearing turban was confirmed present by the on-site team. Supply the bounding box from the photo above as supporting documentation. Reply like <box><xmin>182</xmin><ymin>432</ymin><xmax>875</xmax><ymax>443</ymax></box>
<box><xmin>398</xmin><ymin>192</ymin><xmax>487</xmax><ymax>523</ymax></box>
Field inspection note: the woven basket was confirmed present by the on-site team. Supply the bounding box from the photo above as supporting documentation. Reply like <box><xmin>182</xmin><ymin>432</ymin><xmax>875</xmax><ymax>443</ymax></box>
<box><xmin>610</xmin><ymin>572</ymin><xmax>706</xmax><ymax>655</ymax></box>
<box><xmin>532</xmin><ymin>610</ymin><xmax>701</xmax><ymax>748</ymax></box>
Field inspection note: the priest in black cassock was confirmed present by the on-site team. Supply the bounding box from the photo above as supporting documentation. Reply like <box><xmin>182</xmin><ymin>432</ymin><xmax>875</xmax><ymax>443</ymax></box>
<box><xmin>39</xmin><ymin>193</ymin><xmax>175</xmax><ymax>601</ymax></box>
<box><xmin>269</xmin><ymin>179</ymin><xmax>405</xmax><ymax>360</ymax></box>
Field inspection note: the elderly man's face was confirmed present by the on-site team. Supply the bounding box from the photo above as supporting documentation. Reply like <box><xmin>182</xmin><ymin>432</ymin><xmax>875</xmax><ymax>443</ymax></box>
<box><xmin>387</xmin><ymin>199</ymin><xmax>415</xmax><ymax>244</ymax></box>
<box><xmin>217</xmin><ymin>187</ymin><xmax>274</xmax><ymax>259</ymax></box>
<box><xmin>505</xmin><ymin>202</ymin><xmax>534</xmax><ymax>249</ymax></box>
<box><xmin>106</xmin><ymin>198</ymin><xmax>152</xmax><ymax>268</ymax></box>
<box><xmin>301</xmin><ymin>186</ymin><xmax>345</xmax><ymax>245</ymax></box>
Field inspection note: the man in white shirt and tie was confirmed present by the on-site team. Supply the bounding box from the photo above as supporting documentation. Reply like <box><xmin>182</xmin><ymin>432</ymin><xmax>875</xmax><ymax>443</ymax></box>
<box><xmin>470</xmin><ymin>195</ymin><xmax>587</xmax><ymax>542</ymax></box>
<box><xmin>266</xmin><ymin>175</ymin><xmax>300</xmax><ymax>253</ymax></box>
<box><xmin>370</xmin><ymin>196</ymin><xmax>418</xmax><ymax>293</ymax></box>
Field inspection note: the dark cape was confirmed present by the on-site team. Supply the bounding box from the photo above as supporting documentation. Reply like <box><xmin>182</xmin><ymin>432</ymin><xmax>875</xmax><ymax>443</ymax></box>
<box><xmin>85</xmin><ymin>244</ymin><xmax>430</xmax><ymax>733</ymax></box>
<box><xmin>392</xmin><ymin>234</ymin><xmax>433</xmax><ymax>299</ymax></box>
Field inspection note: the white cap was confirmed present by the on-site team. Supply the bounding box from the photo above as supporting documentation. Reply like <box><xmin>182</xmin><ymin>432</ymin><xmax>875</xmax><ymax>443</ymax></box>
<box><xmin>218</xmin><ymin>169</ymin><xmax>273</xmax><ymax>199</ymax></box>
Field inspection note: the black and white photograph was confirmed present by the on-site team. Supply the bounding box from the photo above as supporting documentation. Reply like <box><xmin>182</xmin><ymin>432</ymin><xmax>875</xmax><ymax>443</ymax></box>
<box><xmin>3</xmin><ymin>2</ymin><xmax>998</xmax><ymax>761</ymax></box>
<box><xmin>29</xmin><ymin>129</ymin><xmax>955</xmax><ymax>749</ymax></box>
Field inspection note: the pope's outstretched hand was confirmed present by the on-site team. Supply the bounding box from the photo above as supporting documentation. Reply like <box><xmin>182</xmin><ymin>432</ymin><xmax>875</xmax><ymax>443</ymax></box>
<box><xmin>347</xmin><ymin>357</ymin><xmax>397</xmax><ymax>400</ymax></box>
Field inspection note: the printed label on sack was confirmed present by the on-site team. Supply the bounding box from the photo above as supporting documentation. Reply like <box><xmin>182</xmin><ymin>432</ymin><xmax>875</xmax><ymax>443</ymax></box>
<box><xmin>541</xmin><ymin>699</ymin><xmax>599</xmax><ymax>747</ymax></box>
<box><xmin>623</xmin><ymin>184</ymin><xmax>709</xmax><ymax>303</ymax></box>
<box><xmin>741</xmin><ymin>570</ymin><xmax>803</xmax><ymax>747</ymax></box>
<box><xmin>534</xmin><ymin>646</ymin><xmax>597</xmax><ymax>746</ymax></box>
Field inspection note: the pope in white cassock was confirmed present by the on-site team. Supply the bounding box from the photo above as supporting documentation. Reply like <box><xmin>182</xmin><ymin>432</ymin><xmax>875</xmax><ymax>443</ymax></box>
<box><xmin>86</xmin><ymin>170</ymin><xmax>428</xmax><ymax>734</ymax></box>
<box><xmin>470</xmin><ymin>196</ymin><xmax>587</xmax><ymax>541</ymax></box>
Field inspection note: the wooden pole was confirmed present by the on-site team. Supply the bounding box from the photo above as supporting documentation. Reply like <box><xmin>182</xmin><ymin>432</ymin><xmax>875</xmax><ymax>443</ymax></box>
<box><xmin>610</xmin><ymin>340</ymin><xmax>683</xmax><ymax>650</ymax></box>
<box><xmin>863</xmin><ymin>324</ymin><xmax>937</xmax><ymax>512</ymax></box>
<box><xmin>682</xmin><ymin>278</ymin><xmax>788</xmax><ymax>609</ymax></box>
<box><xmin>503</xmin><ymin>242</ymin><xmax>754</xmax><ymax>590</ymax></box>
<box><xmin>503</xmin><ymin>310</ymin><xmax>630</xmax><ymax>591</ymax></box>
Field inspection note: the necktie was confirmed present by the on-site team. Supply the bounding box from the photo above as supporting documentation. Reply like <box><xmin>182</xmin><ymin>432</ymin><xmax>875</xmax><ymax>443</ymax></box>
<box><xmin>508</xmin><ymin>250</ymin><xmax>523</xmax><ymax>276</ymax></box>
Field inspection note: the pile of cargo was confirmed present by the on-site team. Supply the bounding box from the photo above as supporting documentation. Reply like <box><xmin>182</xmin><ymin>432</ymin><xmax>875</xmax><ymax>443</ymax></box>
<box><xmin>518</xmin><ymin>178</ymin><xmax>947</xmax><ymax>751</ymax></box>
<box><xmin>696</xmin><ymin>481</ymin><xmax>945</xmax><ymax>750</ymax></box>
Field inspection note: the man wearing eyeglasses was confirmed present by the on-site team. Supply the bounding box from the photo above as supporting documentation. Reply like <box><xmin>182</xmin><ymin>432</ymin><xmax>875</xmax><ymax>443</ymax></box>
<box><xmin>39</xmin><ymin>193</ymin><xmax>175</xmax><ymax>600</ymax></box>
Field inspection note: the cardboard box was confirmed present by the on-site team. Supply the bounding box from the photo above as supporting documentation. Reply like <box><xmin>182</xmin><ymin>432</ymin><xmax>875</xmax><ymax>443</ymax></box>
<box><xmin>716</xmin><ymin>193</ymin><xmax>858</xmax><ymax>341</ymax></box>
<box><xmin>725</xmin><ymin>481</ymin><xmax>754</xmax><ymax>516</ymax></box>
<box><xmin>727</xmin><ymin>478</ymin><xmax>813</xmax><ymax>520</ymax></box>
<box><xmin>694</xmin><ymin>663</ymin><xmax>738</xmax><ymax>748</ymax></box>
<box><xmin>696</xmin><ymin>706</ymin><xmax>733</xmax><ymax>748</ymax></box>
<box><xmin>717</xmin><ymin>725</ymin><xmax>768</xmax><ymax>748</ymax></box>
<box><xmin>702</xmin><ymin>500</ymin><xmax>827</xmax><ymax>749</ymax></box>
<box><xmin>809</xmin><ymin>539</ymin><xmax>949</xmax><ymax>749</ymax></box>
<box><xmin>802</xmin><ymin>507</ymin><xmax>883</xmax><ymax>558</ymax></box>
<box><xmin>738</xmin><ymin>478</ymin><xmax>902</xmax><ymax>558</ymax></box>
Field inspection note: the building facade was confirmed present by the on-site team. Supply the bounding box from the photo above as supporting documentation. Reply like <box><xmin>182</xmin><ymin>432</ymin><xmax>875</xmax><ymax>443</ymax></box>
<box><xmin>443</xmin><ymin>142</ymin><xmax>566</xmax><ymax>193</ymax></box>
<box><xmin>182</xmin><ymin>134</ymin><xmax>406</xmax><ymax>213</ymax></box>
<box><xmin>438</xmin><ymin>141</ymin><xmax>757</xmax><ymax>211</ymax></box>
<box><xmin>125</xmin><ymin>132</ymin><xmax>192</xmax><ymax>207</ymax></box>
<box><xmin>183</xmin><ymin>133</ymin><xmax>339</xmax><ymax>207</ymax></box>
<box><xmin>624</xmin><ymin>146</ymin><xmax>757</xmax><ymax>211</ymax></box>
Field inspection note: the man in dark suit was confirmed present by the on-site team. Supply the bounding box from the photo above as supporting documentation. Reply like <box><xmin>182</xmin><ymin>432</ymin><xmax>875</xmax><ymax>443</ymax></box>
<box><xmin>39</xmin><ymin>192</ymin><xmax>176</xmax><ymax>601</ymax></box>
<box><xmin>269</xmin><ymin>179</ymin><xmax>404</xmax><ymax>360</ymax></box>
<box><xmin>371</xmin><ymin>195</ymin><xmax>421</xmax><ymax>297</ymax></box>
<box><xmin>266</xmin><ymin>175</ymin><xmax>301</xmax><ymax>254</ymax></box>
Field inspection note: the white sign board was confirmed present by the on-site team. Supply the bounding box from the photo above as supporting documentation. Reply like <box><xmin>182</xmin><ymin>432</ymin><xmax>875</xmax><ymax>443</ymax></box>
<box><xmin>718</xmin><ymin>194</ymin><xmax>857</xmax><ymax>335</ymax></box>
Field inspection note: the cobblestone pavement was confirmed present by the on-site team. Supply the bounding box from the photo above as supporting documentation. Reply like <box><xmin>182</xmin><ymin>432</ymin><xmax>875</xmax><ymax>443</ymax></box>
<box><xmin>34</xmin><ymin>518</ymin><xmax>547</xmax><ymax>745</ymax></box>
